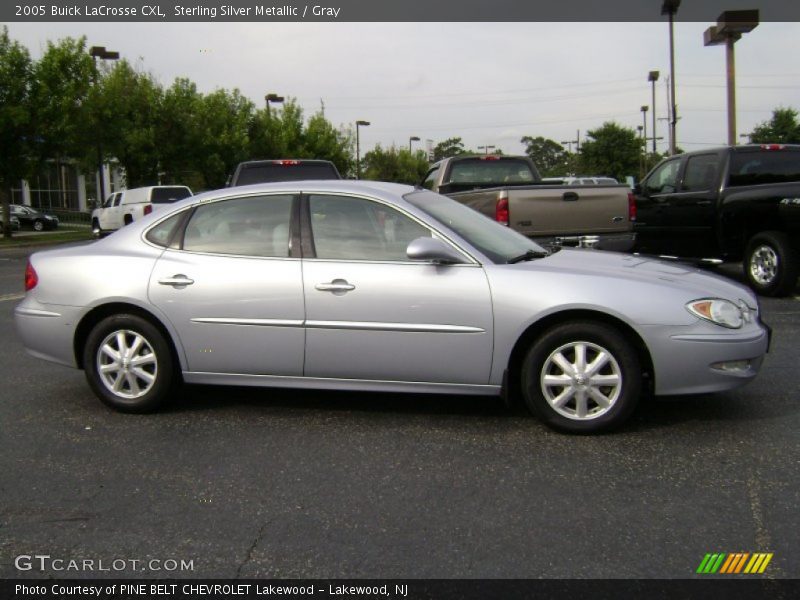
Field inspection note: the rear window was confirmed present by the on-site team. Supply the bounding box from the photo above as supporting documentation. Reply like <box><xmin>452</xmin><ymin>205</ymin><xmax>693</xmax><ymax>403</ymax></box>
<box><xmin>235</xmin><ymin>162</ymin><xmax>340</xmax><ymax>185</ymax></box>
<box><xmin>446</xmin><ymin>158</ymin><xmax>536</xmax><ymax>186</ymax></box>
<box><xmin>151</xmin><ymin>187</ymin><xmax>193</xmax><ymax>204</ymax></box>
<box><xmin>729</xmin><ymin>151</ymin><xmax>800</xmax><ymax>186</ymax></box>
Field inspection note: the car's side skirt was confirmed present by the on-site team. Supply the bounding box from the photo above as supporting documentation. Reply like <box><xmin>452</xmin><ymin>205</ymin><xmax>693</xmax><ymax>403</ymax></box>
<box><xmin>183</xmin><ymin>372</ymin><xmax>501</xmax><ymax>396</ymax></box>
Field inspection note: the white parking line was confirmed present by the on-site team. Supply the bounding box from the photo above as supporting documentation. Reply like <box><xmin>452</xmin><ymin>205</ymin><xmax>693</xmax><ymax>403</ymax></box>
<box><xmin>0</xmin><ymin>293</ymin><xmax>24</xmax><ymax>302</ymax></box>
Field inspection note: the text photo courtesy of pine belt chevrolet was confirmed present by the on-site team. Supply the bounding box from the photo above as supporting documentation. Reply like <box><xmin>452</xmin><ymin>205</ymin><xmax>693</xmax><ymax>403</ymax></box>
<box><xmin>15</xmin><ymin>181</ymin><xmax>770</xmax><ymax>433</ymax></box>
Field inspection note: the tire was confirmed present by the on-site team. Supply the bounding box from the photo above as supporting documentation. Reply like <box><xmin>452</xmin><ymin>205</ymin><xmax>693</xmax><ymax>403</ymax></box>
<box><xmin>123</xmin><ymin>214</ymin><xmax>133</xmax><ymax>226</ymax></box>
<box><xmin>743</xmin><ymin>231</ymin><xmax>799</xmax><ymax>297</ymax></box>
<box><xmin>33</xmin><ymin>220</ymin><xmax>44</xmax><ymax>232</ymax></box>
<box><xmin>92</xmin><ymin>219</ymin><xmax>102</xmax><ymax>238</ymax></box>
<box><xmin>521</xmin><ymin>321</ymin><xmax>642</xmax><ymax>433</ymax></box>
<box><xmin>83</xmin><ymin>314</ymin><xmax>175</xmax><ymax>413</ymax></box>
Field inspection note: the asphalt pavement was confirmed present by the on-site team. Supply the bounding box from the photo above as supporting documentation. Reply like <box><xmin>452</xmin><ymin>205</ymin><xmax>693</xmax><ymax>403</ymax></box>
<box><xmin>0</xmin><ymin>243</ymin><xmax>798</xmax><ymax>579</ymax></box>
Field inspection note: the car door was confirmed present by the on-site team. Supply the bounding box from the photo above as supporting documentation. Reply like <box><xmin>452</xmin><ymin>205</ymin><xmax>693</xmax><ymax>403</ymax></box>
<box><xmin>301</xmin><ymin>193</ymin><xmax>493</xmax><ymax>385</ymax></box>
<box><xmin>665</xmin><ymin>152</ymin><xmax>721</xmax><ymax>256</ymax></box>
<box><xmin>633</xmin><ymin>157</ymin><xmax>683</xmax><ymax>254</ymax></box>
<box><xmin>99</xmin><ymin>193</ymin><xmax>121</xmax><ymax>230</ymax></box>
<box><xmin>148</xmin><ymin>193</ymin><xmax>305</xmax><ymax>376</ymax></box>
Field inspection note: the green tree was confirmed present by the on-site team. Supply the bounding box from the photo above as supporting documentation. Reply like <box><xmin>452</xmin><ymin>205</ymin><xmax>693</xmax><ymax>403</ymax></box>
<box><xmin>750</xmin><ymin>107</ymin><xmax>800</xmax><ymax>144</ymax></box>
<box><xmin>303</xmin><ymin>111</ymin><xmax>353</xmax><ymax>176</ymax></box>
<box><xmin>195</xmin><ymin>88</ymin><xmax>254</xmax><ymax>189</ymax></box>
<box><xmin>578</xmin><ymin>122</ymin><xmax>641</xmax><ymax>182</ymax></box>
<box><xmin>520</xmin><ymin>136</ymin><xmax>568</xmax><ymax>176</ymax></box>
<box><xmin>362</xmin><ymin>145</ymin><xmax>429</xmax><ymax>184</ymax></box>
<box><xmin>432</xmin><ymin>137</ymin><xmax>468</xmax><ymax>162</ymax></box>
<box><xmin>0</xmin><ymin>26</ymin><xmax>34</xmax><ymax>237</ymax></box>
<box><xmin>94</xmin><ymin>60</ymin><xmax>163</xmax><ymax>187</ymax></box>
<box><xmin>158</xmin><ymin>77</ymin><xmax>203</xmax><ymax>188</ymax></box>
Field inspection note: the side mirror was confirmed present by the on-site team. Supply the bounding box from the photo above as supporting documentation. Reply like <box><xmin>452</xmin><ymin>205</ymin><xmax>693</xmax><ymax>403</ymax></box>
<box><xmin>406</xmin><ymin>237</ymin><xmax>464</xmax><ymax>264</ymax></box>
<box><xmin>633</xmin><ymin>183</ymin><xmax>643</xmax><ymax>195</ymax></box>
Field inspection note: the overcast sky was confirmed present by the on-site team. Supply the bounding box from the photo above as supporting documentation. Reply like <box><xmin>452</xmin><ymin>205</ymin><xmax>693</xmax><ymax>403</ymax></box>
<box><xmin>6</xmin><ymin>21</ymin><xmax>799</xmax><ymax>158</ymax></box>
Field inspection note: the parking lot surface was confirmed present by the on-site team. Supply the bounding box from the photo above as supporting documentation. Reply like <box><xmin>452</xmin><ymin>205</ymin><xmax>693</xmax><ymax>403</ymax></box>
<box><xmin>1</xmin><ymin>243</ymin><xmax>798</xmax><ymax>579</ymax></box>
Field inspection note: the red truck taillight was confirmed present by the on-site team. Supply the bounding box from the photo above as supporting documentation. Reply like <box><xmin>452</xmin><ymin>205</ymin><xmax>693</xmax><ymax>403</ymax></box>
<box><xmin>496</xmin><ymin>192</ymin><xmax>509</xmax><ymax>226</ymax></box>
<box><xmin>25</xmin><ymin>261</ymin><xmax>38</xmax><ymax>291</ymax></box>
<box><xmin>144</xmin><ymin>205</ymin><xmax>153</xmax><ymax>216</ymax></box>
<box><xmin>627</xmin><ymin>192</ymin><xmax>637</xmax><ymax>222</ymax></box>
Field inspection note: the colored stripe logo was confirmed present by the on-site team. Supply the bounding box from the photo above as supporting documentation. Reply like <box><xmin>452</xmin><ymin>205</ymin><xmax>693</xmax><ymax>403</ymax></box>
<box><xmin>697</xmin><ymin>553</ymin><xmax>773</xmax><ymax>574</ymax></box>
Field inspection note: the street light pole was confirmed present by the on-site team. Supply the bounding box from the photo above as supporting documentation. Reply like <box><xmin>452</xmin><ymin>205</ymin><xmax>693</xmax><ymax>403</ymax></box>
<box><xmin>409</xmin><ymin>136</ymin><xmax>420</xmax><ymax>153</ymax></box>
<box><xmin>661</xmin><ymin>0</ymin><xmax>681</xmax><ymax>155</ymax></box>
<box><xmin>648</xmin><ymin>71</ymin><xmax>660</xmax><ymax>154</ymax></box>
<box><xmin>355</xmin><ymin>120</ymin><xmax>370</xmax><ymax>179</ymax></box>
<box><xmin>89</xmin><ymin>46</ymin><xmax>119</xmax><ymax>205</ymax></box>
<box><xmin>264</xmin><ymin>92</ymin><xmax>284</xmax><ymax>119</ymax></box>
<box><xmin>641</xmin><ymin>105</ymin><xmax>649</xmax><ymax>158</ymax></box>
<box><xmin>704</xmin><ymin>10</ymin><xmax>759</xmax><ymax>146</ymax></box>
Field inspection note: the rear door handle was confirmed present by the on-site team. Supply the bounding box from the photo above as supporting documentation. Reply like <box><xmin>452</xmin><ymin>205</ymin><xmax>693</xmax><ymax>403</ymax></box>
<box><xmin>315</xmin><ymin>279</ymin><xmax>355</xmax><ymax>295</ymax></box>
<box><xmin>158</xmin><ymin>274</ymin><xmax>195</xmax><ymax>287</ymax></box>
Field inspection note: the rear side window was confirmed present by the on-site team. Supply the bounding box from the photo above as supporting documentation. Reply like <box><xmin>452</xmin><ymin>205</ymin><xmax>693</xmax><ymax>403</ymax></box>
<box><xmin>236</xmin><ymin>163</ymin><xmax>339</xmax><ymax>185</ymax></box>
<box><xmin>446</xmin><ymin>159</ymin><xmax>536</xmax><ymax>185</ymax></box>
<box><xmin>145</xmin><ymin>212</ymin><xmax>185</xmax><ymax>248</ymax></box>
<box><xmin>183</xmin><ymin>195</ymin><xmax>294</xmax><ymax>257</ymax></box>
<box><xmin>729</xmin><ymin>151</ymin><xmax>800</xmax><ymax>186</ymax></box>
<box><xmin>151</xmin><ymin>187</ymin><xmax>192</xmax><ymax>204</ymax></box>
<box><xmin>682</xmin><ymin>154</ymin><xmax>718</xmax><ymax>191</ymax></box>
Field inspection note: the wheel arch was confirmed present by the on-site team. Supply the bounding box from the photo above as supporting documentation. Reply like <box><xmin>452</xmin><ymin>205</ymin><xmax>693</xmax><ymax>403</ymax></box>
<box><xmin>505</xmin><ymin>309</ymin><xmax>655</xmax><ymax>402</ymax></box>
<box><xmin>73</xmin><ymin>302</ymin><xmax>185</xmax><ymax>372</ymax></box>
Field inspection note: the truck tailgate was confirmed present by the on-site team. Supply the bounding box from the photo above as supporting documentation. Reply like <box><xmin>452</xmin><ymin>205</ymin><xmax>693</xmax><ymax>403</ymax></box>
<box><xmin>508</xmin><ymin>185</ymin><xmax>631</xmax><ymax>237</ymax></box>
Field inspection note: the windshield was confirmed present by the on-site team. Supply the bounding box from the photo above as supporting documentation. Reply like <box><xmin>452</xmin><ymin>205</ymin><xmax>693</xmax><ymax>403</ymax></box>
<box><xmin>404</xmin><ymin>190</ymin><xmax>548</xmax><ymax>263</ymax></box>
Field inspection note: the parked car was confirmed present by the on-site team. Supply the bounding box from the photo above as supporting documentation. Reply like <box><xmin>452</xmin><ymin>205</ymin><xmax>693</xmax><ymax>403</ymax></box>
<box><xmin>633</xmin><ymin>144</ymin><xmax>800</xmax><ymax>296</ymax></box>
<box><xmin>10</xmin><ymin>204</ymin><xmax>59</xmax><ymax>231</ymax></box>
<box><xmin>227</xmin><ymin>159</ymin><xmax>342</xmax><ymax>187</ymax></box>
<box><xmin>91</xmin><ymin>186</ymin><xmax>193</xmax><ymax>236</ymax></box>
<box><xmin>422</xmin><ymin>156</ymin><xmax>634</xmax><ymax>251</ymax></box>
<box><xmin>15</xmin><ymin>181</ymin><xmax>769</xmax><ymax>433</ymax></box>
<box><xmin>0</xmin><ymin>214</ymin><xmax>21</xmax><ymax>231</ymax></box>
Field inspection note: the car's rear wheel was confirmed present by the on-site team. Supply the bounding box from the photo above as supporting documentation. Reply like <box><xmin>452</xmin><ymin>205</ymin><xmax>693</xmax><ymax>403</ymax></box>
<box><xmin>83</xmin><ymin>314</ymin><xmax>175</xmax><ymax>412</ymax></box>
<box><xmin>521</xmin><ymin>321</ymin><xmax>642</xmax><ymax>433</ymax></box>
<box><xmin>744</xmin><ymin>231</ymin><xmax>798</xmax><ymax>297</ymax></box>
<box><xmin>33</xmin><ymin>219</ymin><xmax>44</xmax><ymax>232</ymax></box>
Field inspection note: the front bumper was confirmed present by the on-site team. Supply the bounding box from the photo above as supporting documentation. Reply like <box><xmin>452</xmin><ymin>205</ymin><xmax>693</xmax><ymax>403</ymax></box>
<box><xmin>545</xmin><ymin>232</ymin><xmax>636</xmax><ymax>252</ymax></box>
<box><xmin>643</xmin><ymin>322</ymin><xmax>769</xmax><ymax>396</ymax></box>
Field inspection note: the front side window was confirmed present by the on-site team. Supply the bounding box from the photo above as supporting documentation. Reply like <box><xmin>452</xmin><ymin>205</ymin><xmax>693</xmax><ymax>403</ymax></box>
<box><xmin>645</xmin><ymin>159</ymin><xmax>681</xmax><ymax>195</ymax></box>
<box><xmin>183</xmin><ymin>195</ymin><xmax>294</xmax><ymax>257</ymax></box>
<box><xmin>422</xmin><ymin>166</ymin><xmax>439</xmax><ymax>190</ymax></box>
<box><xmin>309</xmin><ymin>195</ymin><xmax>431</xmax><ymax>261</ymax></box>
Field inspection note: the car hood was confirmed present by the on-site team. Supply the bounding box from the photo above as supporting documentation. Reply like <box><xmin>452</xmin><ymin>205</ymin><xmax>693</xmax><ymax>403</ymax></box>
<box><xmin>511</xmin><ymin>248</ymin><xmax>758</xmax><ymax>306</ymax></box>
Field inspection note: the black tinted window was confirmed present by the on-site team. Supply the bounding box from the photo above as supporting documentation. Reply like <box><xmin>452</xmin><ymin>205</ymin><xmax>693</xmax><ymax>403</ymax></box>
<box><xmin>236</xmin><ymin>163</ymin><xmax>339</xmax><ymax>185</ymax></box>
<box><xmin>682</xmin><ymin>154</ymin><xmax>718</xmax><ymax>191</ymax></box>
<box><xmin>645</xmin><ymin>159</ymin><xmax>680</xmax><ymax>194</ymax></box>
<box><xmin>729</xmin><ymin>151</ymin><xmax>800</xmax><ymax>186</ymax></box>
<box><xmin>151</xmin><ymin>187</ymin><xmax>192</xmax><ymax>204</ymax></box>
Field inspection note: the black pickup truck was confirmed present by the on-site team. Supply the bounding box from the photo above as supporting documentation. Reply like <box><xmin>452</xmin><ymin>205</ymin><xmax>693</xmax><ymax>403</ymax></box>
<box><xmin>227</xmin><ymin>159</ymin><xmax>341</xmax><ymax>186</ymax></box>
<box><xmin>633</xmin><ymin>144</ymin><xmax>800</xmax><ymax>296</ymax></box>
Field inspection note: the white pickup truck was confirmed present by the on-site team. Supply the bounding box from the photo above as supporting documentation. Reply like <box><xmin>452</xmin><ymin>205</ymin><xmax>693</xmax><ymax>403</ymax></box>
<box><xmin>91</xmin><ymin>185</ymin><xmax>193</xmax><ymax>236</ymax></box>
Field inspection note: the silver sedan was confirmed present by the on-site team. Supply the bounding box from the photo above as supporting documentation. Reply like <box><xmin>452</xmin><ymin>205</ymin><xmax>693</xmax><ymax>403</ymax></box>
<box><xmin>15</xmin><ymin>181</ymin><xmax>770</xmax><ymax>432</ymax></box>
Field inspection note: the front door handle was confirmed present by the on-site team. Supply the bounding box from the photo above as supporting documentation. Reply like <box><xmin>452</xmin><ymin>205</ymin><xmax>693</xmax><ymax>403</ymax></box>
<box><xmin>315</xmin><ymin>279</ymin><xmax>355</xmax><ymax>295</ymax></box>
<box><xmin>158</xmin><ymin>274</ymin><xmax>195</xmax><ymax>288</ymax></box>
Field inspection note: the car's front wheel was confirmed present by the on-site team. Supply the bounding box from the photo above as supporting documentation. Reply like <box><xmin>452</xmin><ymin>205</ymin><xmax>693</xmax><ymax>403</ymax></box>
<box><xmin>33</xmin><ymin>219</ymin><xmax>44</xmax><ymax>232</ymax></box>
<box><xmin>83</xmin><ymin>314</ymin><xmax>175</xmax><ymax>412</ymax></box>
<box><xmin>521</xmin><ymin>321</ymin><xmax>642</xmax><ymax>433</ymax></box>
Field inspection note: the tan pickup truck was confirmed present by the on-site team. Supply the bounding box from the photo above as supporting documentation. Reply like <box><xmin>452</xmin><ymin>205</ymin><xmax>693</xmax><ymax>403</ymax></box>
<box><xmin>421</xmin><ymin>155</ymin><xmax>635</xmax><ymax>251</ymax></box>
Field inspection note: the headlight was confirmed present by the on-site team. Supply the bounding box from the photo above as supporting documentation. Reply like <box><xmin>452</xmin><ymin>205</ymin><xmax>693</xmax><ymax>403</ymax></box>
<box><xmin>686</xmin><ymin>298</ymin><xmax>743</xmax><ymax>329</ymax></box>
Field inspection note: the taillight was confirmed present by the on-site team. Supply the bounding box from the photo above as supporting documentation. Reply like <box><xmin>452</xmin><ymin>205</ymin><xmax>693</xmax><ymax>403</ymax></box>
<box><xmin>25</xmin><ymin>261</ymin><xmax>38</xmax><ymax>291</ymax></box>
<box><xmin>480</xmin><ymin>156</ymin><xmax>501</xmax><ymax>161</ymax></box>
<box><xmin>274</xmin><ymin>160</ymin><xmax>300</xmax><ymax>165</ymax></box>
<box><xmin>760</xmin><ymin>144</ymin><xmax>785</xmax><ymax>151</ymax></box>
<box><xmin>144</xmin><ymin>205</ymin><xmax>153</xmax><ymax>216</ymax></box>
<box><xmin>627</xmin><ymin>192</ymin><xmax>637</xmax><ymax>222</ymax></box>
<box><xmin>496</xmin><ymin>192</ymin><xmax>509</xmax><ymax>226</ymax></box>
